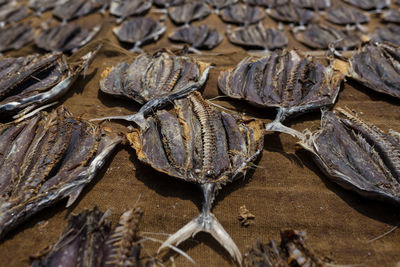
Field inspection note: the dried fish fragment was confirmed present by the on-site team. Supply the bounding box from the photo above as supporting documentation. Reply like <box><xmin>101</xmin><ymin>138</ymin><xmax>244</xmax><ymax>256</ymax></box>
<box><xmin>343</xmin><ymin>0</ymin><xmax>389</xmax><ymax>11</ymax></box>
<box><xmin>220</xmin><ymin>4</ymin><xmax>266</xmax><ymax>25</ymax></box>
<box><xmin>381</xmin><ymin>9</ymin><xmax>400</xmax><ymax>24</ymax></box>
<box><xmin>113</xmin><ymin>17</ymin><xmax>166</xmax><ymax>52</ymax></box>
<box><xmin>35</xmin><ymin>21</ymin><xmax>101</xmax><ymax>52</ymax></box>
<box><xmin>0</xmin><ymin>106</ymin><xmax>122</xmax><ymax>240</ymax></box>
<box><xmin>206</xmin><ymin>0</ymin><xmax>237</xmax><ymax>10</ymax></box>
<box><xmin>0</xmin><ymin>2</ymin><xmax>30</xmax><ymax>27</ymax></box>
<box><xmin>218</xmin><ymin>49</ymin><xmax>343</xmax><ymax>137</ymax></box>
<box><xmin>168</xmin><ymin>2</ymin><xmax>211</xmax><ymax>25</ymax></box>
<box><xmin>29</xmin><ymin>0</ymin><xmax>63</xmax><ymax>15</ymax></box>
<box><xmin>243</xmin><ymin>0</ymin><xmax>288</xmax><ymax>8</ymax></box>
<box><xmin>299</xmin><ymin>108</ymin><xmax>400</xmax><ymax>204</ymax></box>
<box><xmin>371</xmin><ymin>24</ymin><xmax>400</xmax><ymax>46</ymax></box>
<box><xmin>293</xmin><ymin>23</ymin><xmax>360</xmax><ymax>50</ymax></box>
<box><xmin>169</xmin><ymin>25</ymin><xmax>223</xmax><ymax>52</ymax></box>
<box><xmin>110</xmin><ymin>0</ymin><xmax>152</xmax><ymax>21</ymax></box>
<box><xmin>324</xmin><ymin>4</ymin><xmax>369</xmax><ymax>25</ymax></box>
<box><xmin>127</xmin><ymin>92</ymin><xmax>265</xmax><ymax>264</ymax></box>
<box><xmin>53</xmin><ymin>0</ymin><xmax>109</xmax><ymax>22</ymax></box>
<box><xmin>291</xmin><ymin>0</ymin><xmax>330</xmax><ymax>10</ymax></box>
<box><xmin>267</xmin><ymin>3</ymin><xmax>315</xmax><ymax>25</ymax></box>
<box><xmin>347</xmin><ymin>42</ymin><xmax>400</xmax><ymax>99</ymax></box>
<box><xmin>153</xmin><ymin>0</ymin><xmax>185</xmax><ymax>8</ymax></box>
<box><xmin>0</xmin><ymin>23</ymin><xmax>33</xmax><ymax>53</ymax></box>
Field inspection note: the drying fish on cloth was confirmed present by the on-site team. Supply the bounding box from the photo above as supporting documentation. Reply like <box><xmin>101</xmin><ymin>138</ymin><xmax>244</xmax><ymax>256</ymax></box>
<box><xmin>168</xmin><ymin>2</ymin><xmax>211</xmax><ymax>25</ymax></box>
<box><xmin>0</xmin><ymin>106</ymin><xmax>122</xmax><ymax>240</ymax></box>
<box><xmin>243</xmin><ymin>0</ymin><xmax>288</xmax><ymax>8</ymax></box>
<box><xmin>0</xmin><ymin>47</ymin><xmax>100</xmax><ymax>120</ymax></box>
<box><xmin>218</xmin><ymin>49</ymin><xmax>343</xmax><ymax>138</ymax></box>
<box><xmin>169</xmin><ymin>25</ymin><xmax>223</xmax><ymax>52</ymax></box>
<box><xmin>0</xmin><ymin>2</ymin><xmax>30</xmax><ymax>27</ymax></box>
<box><xmin>381</xmin><ymin>9</ymin><xmax>400</xmax><ymax>24</ymax></box>
<box><xmin>0</xmin><ymin>22</ymin><xmax>34</xmax><ymax>53</ymax></box>
<box><xmin>298</xmin><ymin>108</ymin><xmax>400</xmax><ymax>205</ymax></box>
<box><xmin>110</xmin><ymin>0</ymin><xmax>152</xmax><ymax>22</ymax></box>
<box><xmin>206</xmin><ymin>0</ymin><xmax>237</xmax><ymax>10</ymax></box>
<box><xmin>323</xmin><ymin>4</ymin><xmax>369</xmax><ymax>26</ymax></box>
<box><xmin>267</xmin><ymin>3</ymin><xmax>315</xmax><ymax>25</ymax></box>
<box><xmin>220</xmin><ymin>4</ymin><xmax>266</xmax><ymax>25</ymax></box>
<box><xmin>127</xmin><ymin>92</ymin><xmax>265</xmax><ymax>264</ymax></box>
<box><xmin>291</xmin><ymin>0</ymin><xmax>330</xmax><ymax>10</ymax></box>
<box><xmin>343</xmin><ymin>0</ymin><xmax>389</xmax><ymax>11</ymax></box>
<box><xmin>53</xmin><ymin>0</ymin><xmax>109</xmax><ymax>22</ymax></box>
<box><xmin>371</xmin><ymin>24</ymin><xmax>400</xmax><ymax>46</ymax></box>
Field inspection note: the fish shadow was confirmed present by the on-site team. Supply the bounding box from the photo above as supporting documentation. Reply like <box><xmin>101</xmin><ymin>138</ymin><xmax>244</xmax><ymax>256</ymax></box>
<box><xmin>347</xmin><ymin>79</ymin><xmax>400</xmax><ymax>106</ymax></box>
<box><xmin>97</xmin><ymin>90</ymin><xmax>142</xmax><ymax>114</ymax></box>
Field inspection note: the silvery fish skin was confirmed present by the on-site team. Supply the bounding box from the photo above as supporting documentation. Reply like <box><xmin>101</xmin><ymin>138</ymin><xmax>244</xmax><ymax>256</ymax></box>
<box><xmin>243</xmin><ymin>0</ymin><xmax>288</xmax><ymax>8</ymax></box>
<box><xmin>153</xmin><ymin>0</ymin><xmax>185</xmax><ymax>8</ymax></box>
<box><xmin>381</xmin><ymin>9</ymin><xmax>400</xmax><ymax>24</ymax></box>
<box><xmin>113</xmin><ymin>17</ymin><xmax>166</xmax><ymax>51</ymax></box>
<box><xmin>0</xmin><ymin>106</ymin><xmax>122</xmax><ymax>240</ymax></box>
<box><xmin>0</xmin><ymin>23</ymin><xmax>34</xmax><ymax>53</ymax></box>
<box><xmin>293</xmin><ymin>24</ymin><xmax>360</xmax><ymax>50</ymax></box>
<box><xmin>53</xmin><ymin>0</ymin><xmax>109</xmax><ymax>22</ymax></box>
<box><xmin>0</xmin><ymin>48</ymin><xmax>99</xmax><ymax>119</ymax></box>
<box><xmin>168</xmin><ymin>2</ymin><xmax>211</xmax><ymax>25</ymax></box>
<box><xmin>267</xmin><ymin>3</ymin><xmax>315</xmax><ymax>25</ymax></box>
<box><xmin>343</xmin><ymin>0</ymin><xmax>390</xmax><ymax>10</ymax></box>
<box><xmin>218</xmin><ymin>49</ymin><xmax>343</xmax><ymax>137</ymax></box>
<box><xmin>324</xmin><ymin>4</ymin><xmax>369</xmax><ymax>25</ymax></box>
<box><xmin>299</xmin><ymin>108</ymin><xmax>400</xmax><ymax>205</ymax></box>
<box><xmin>291</xmin><ymin>0</ymin><xmax>330</xmax><ymax>9</ymax></box>
<box><xmin>348</xmin><ymin>42</ymin><xmax>400</xmax><ymax>99</ymax></box>
<box><xmin>169</xmin><ymin>25</ymin><xmax>223</xmax><ymax>50</ymax></box>
<box><xmin>206</xmin><ymin>0</ymin><xmax>237</xmax><ymax>9</ymax></box>
<box><xmin>35</xmin><ymin>22</ymin><xmax>101</xmax><ymax>52</ymax></box>
<box><xmin>29</xmin><ymin>0</ymin><xmax>63</xmax><ymax>14</ymax></box>
<box><xmin>110</xmin><ymin>0</ymin><xmax>152</xmax><ymax>20</ymax></box>
<box><xmin>220</xmin><ymin>4</ymin><xmax>266</xmax><ymax>25</ymax></box>
<box><xmin>127</xmin><ymin>92</ymin><xmax>265</xmax><ymax>264</ymax></box>
<box><xmin>0</xmin><ymin>2</ymin><xmax>30</xmax><ymax>27</ymax></box>
<box><xmin>371</xmin><ymin>24</ymin><xmax>400</xmax><ymax>46</ymax></box>
<box><xmin>227</xmin><ymin>22</ymin><xmax>288</xmax><ymax>50</ymax></box>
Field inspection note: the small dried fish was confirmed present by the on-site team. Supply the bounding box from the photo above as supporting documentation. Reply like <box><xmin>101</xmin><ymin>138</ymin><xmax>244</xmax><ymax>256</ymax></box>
<box><xmin>243</xmin><ymin>229</ymin><xmax>329</xmax><ymax>266</ymax></box>
<box><xmin>0</xmin><ymin>106</ymin><xmax>121</xmax><ymax>240</ymax></box>
<box><xmin>53</xmin><ymin>0</ymin><xmax>109</xmax><ymax>22</ymax></box>
<box><xmin>0</xmin><ymin>2</ymin><xmax>30</xmax><ymax>27</ymax></box>
<box><xmin>35</xmin><ymin>21</ymin><xmax>101</xmax><ymax>52</ymax></box>
<box><xmin>0</xmin><ymin>23</ymin><xmax>34</xmax><ymax>53</ymax></box>
<box><xmin>371</xmin><ymin>24</ymin><xmax>400</xmax><ymax>46</ymax></box>
<box><xmin>347</xmin><ymin>42</ymin><xmax>400</xmax><ymax>99</ymax></box>
<box><xmin>381</xmin><ymin>9</ymin><xmax>400</xmax><ymax>24</ymax></box>
<box><xmin>324</xmin><ymin>4</ymin><xmax>369</xmax><ymax>25</ymax></box>
<box><xmin>267</xmin><ymin>3</ymin><xmax>315</xmax><ymax>25</ymax></box>
<box><xmin>168</xmin><ymin>2</ymin><xmax>211</xmax><ymax>25</ymax></box>
<box><xmin>220</xmin><ymin>4</ymin><xmax>266</xmax><ymax>25</ymax></box>
<box><xmin>243</xmin><ymin>0</ymin><xmax>288</xmax><ymax>8</ymax></box>
<box><xmin>29</xmin><ymin>0</ymin><xmax>63</xmax><ymax>15</ymax></box>
<box><xmin>343</xmin><ymin>0</ymin><xmax>389</xmax><ymax>11</ymax></box>
<box><xmin>0</xmin><ymin>48</ymin><xmax>99</xmax><ymax>119</ymax></box>
<box><xmin>227</xmin><ymin>22</ymin><xmax>288</xmax><ymax>50</ymax></box>
<box><xmin>169</xmin><ymin>25</ymin><xmax>223</xmax><ymax>52</ymax></box>
<box><xmin>110</xmin><ymin>0</ymin><xmax>152</xmax><ymax>21</ymax></box>
<box><xmin>291</xmin><ymin>0</ymin><xmax>330</xmax><ymax>9</ymax></box>
<box><xmin>293</xmin><ymin>23</ymin><xmax>360</xmax><ymax>50</ymax></box>
<box><xmin>206</xmin><ymin>0</ymin><xmax>237</xmax><ymax>10</ymax></box>
<box><xmin>153</xmin><ymin>0</ymin><xmax>185</xmax><ymax>8</ymax></box>
<box><xmin>113</xmin><ymin>17</ymin><xmax>166</xmax><ymax>52</ymax></box>
<box><xmin>218</xmin><ymin>49</ymin><xmax>343</xmax><ymax>137</ymax></box>
<box><xmin>127</xmin><ymin>92</ymin><xmax>265</xmax><ymax>263</ymax></box>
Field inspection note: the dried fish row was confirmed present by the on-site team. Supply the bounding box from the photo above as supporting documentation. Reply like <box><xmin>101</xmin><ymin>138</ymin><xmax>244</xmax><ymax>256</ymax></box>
<box><xmin>168</xmin><ymin>2</ymin><xmax>211</xmax><ymax>25</ymax></box>
<box><xmin>267</xmin><ymin>3</ymin><xmax>315</xmax><ymax>25</ymax></box>
<box><xmin>0</xmin><ymin>22</ymin><xmax>34</xmax><ymax>53</ymax></box>
<box><xmin>127</xmin><ymin>92</ymin><xmax>265</xmax><ymax>264</ymax></box>
<box><xmin>53</xmin><ymin>0</ymin><xmax>109</xmax><ymax>22</ymax></box>
<box><xmin>324</xmin><ymin>4</ymin><xmax>369</xmax><ymax>25</ymax></box>
<box><xmin>169</xmin><ymin>25</ymin><xmax>223</xmax><ymax>52</ymax></box>
<box><xmin>0</xmin><ymin>106</ymin><xmax>122</xmax><ymax>240</ymax></box>
<box><xmin>343</xmin><ymin>0</ymin><xmax>389</xmax><ymax>11</ymax></box>
<box><xmin>243</xmin><ymin>0</ymin><xmax>288</xmax><ymax>8</ymax></box>
<box><xmin>110</xmin><ymin>0</ymin><xmax>152</xmax><ymax>21</ymax></box>
<box><xmin>371</xmin><ymin>24</ymin><xmax>400</xmax><ymax>46</ymax></box>
<box><xmin>291</xmin><ymin>0</ymin><xmax>330</xmax><ymax>9</ymax></box>
<box><xmin>0</xmin><ymin>2</ymin><xmax>30</xmax><ymax>27</ymax></box>
<box><xmin>218</xmin><ymin>49</ymin><xmax>343</xmax><ymax>137</ymax></box>
<box><xmin>381</xmin><ymin>9</ymin><xmax>400</xmax><ymax>24</ymax></box>
<box><xmin>220</xmin><ymin>4</ymin><xmax>266</xmax><ymax>25</ymax></box>
<box><xmin>299</xmin><ymin>108</ymin><xmax>400</xmax><ymax>204</ymax></box>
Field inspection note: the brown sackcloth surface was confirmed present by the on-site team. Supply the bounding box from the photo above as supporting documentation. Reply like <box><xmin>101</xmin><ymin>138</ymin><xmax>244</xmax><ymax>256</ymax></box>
<box><xmin>0</xmin><ymin>1</ymin><xmax>400</xmax><ymax>266</ymax></box>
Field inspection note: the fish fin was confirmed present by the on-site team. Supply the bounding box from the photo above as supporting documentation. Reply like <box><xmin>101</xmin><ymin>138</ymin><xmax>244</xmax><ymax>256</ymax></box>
<box><xmin>89</xmin><ymin>113</ymin><xmax>149</xmax><ymax>129</ymax></box>
<box><xmin>265</xmin><ymin>121</ymin><xmax>304</xmax><ymax>139</ymax></box>
<box><xmin>66</xmin><ymin>185</ymin><xmax>84</xmax><ymax>207</ymax></box>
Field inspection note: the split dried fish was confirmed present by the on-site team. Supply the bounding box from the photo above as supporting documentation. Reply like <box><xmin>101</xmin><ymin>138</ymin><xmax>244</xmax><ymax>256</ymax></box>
<box><xmin>168</xmin><ymin>2</ymin><xmax>211</xmax><ymax>25</ymax></box>
<box><xmin>291</xmin><ymin>0</ymin><xmax>330</xmax><ymax>9</ymax></box>
<box><xmin>343</xmin><ymin>0</ymin><xmax>389</xmax><ymax>11</ymax></box>
<box><xmin>347</xmin><ymin>42</ymin><xmax>400</xmax><ymax>99</ymax></box>
<box><xmin>113</xmin><ymin>17</ymin><xmax>166</xmax><ymax>52</ymax></box>
<box><xmin>0</xmin><ymin>23</ymin><xmax>34</xmax><ymax>53</ymax></box>
<box><xmin>127</xmin><ymin>92</ymin><xmax>265</xmax><ymax>263</ymax></box>
<box><xmin>96</xmin><ymin>50</ymin><xmax>211</xmax><ymax>127</ymax></box>
<box><xmin>267</xmin><ymin>3</ymin><xmax>315</xmax><ymax>25</ymax></box>
<box><xmin>227</xmin><ymin>22</ymin><xmax>288</xmax><ymax>50</ymax></box>
<box><xmin>53</xmin><ymin>0</ymin><xmax>109</xmax><ymax>22</ymax></box>
<box><xmin>153</xmin><ymin>0</ymin><xmax>185</xmax><ymax>8</ymax></box>
<box><xmin>206</xmin><ymin>0</ymin><xmax>237</xmax><ymax>10</ymax></box>
<box><xmin>220</xmin><ymin>4</ymin><xmax>266</xmax><ymax>25</ymax></box>
<box><xmin>110</xmin><ymin>0</ymin><xmax>152</xmax><ymax>21</ymax></box>
<box><xmin>169</xmin><ymin>25</ymin><xmax>223</xmax><ymax>52</ymax></box>
<box><xmin>372</xmin><ymin>24</ymin><xmax>400</xmax><ymax>46</ymax></box>
<box><xmin>35</xmin><ymin>21</ymin><xmax>101</xmax><ymax>52</ymax></box>
<box><xmin>293</xmin><ymin>23</ymin><xmax>360</xmax><ymax>50</ymax></box>
<box><xmin>29</xmin><ymin>0</ymin><xmax>63</xmax><ymax>15</ymax></box>
<box><xmin>243</xmin><ymin>0</ymin><xmax>288</xmax><ymax>8</ymax></box>
<box><xmin>0</xmin><ymin>48</ymin><xmax>99</xmax><ymax>119</ymax></box>
<box><xmin>324</xmin><ymin>4</ymin><xmax>369</xmax><ymax>25</ymax></box>
<box><xmin>243</xmin><ymin>229</ymin><xmax>330</xmax><ymax>266</ymax></box>
<box><xmin>381</xmin><ymin>9</ymin><xmax>400</xmax><ymax>24</ymax></box>
<box><xmin>0</xmin><ymin>2</ymin><xmax>30</xmax><ymax>27</ymax></box>
<box><xmin>0</xmin><ymin>106</ymin><xmax>121</xmax><ymax>240</ymax></box>
<box><xmin>299</xmin><ymin>108</ymin><xmax>400</xmax><ymax>204</ymax></box>
<box><xmin>218</xmin><ymin>49</ymin><xmax>343</xmax><ymax>137</ymax></box>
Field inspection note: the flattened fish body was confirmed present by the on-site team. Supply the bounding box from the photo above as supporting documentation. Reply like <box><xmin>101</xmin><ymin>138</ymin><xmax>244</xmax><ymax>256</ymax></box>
<box><xmin>291</xmin><ymin>0</ymin><xmax>330</xmax><ymax>9</ymax></box>
<box><xmin>381</xmin><ymin>9</ymin><xmax>400</xmax><ymax>24</ymax></box>
<box><xmin>220</xmin><ymin>4</ymin><xmax>266</xmax><ymax>25</ymax></box>
<box><xmin>206</xmin><ymin>0</ymin><xmax>237</xmax><ymax>9</ymax></box>
<box><xmin>29</xmin><ymin>0</ymin><xmax>62</xmax><ymax>13</ymax></box>
<box><xmin>325</xmin><ymin>4</ymin><xmax>369</xmax><ymax>25</ymax></box>
<box><xmin>110</xmin><ymin>0</ymin><xmax>152</xmax><ymax>18</ymax></box>
<box><xmin>168</xmin><ymin>2</ymin><xmax>211</xmax><ymax>25</ymax></box>
<box><xmin>243</xmin><ymin>0</ymin><xmax>288</xmax><ymax>7</ymax></box>
<box><xmin>267</xmin><ymin>3</ymin><xmax>315</xmax><ymax>24</ymax></box>
<box><xmin>343</xmin><ymin>0</ymin><xmax>389</xmax><ymax>10</ymax></box>
<box><xmin>53</xmin><ymin>0</ymin><xmax>109</xmax><ymax>21</ymax></box>
<box><xmin>0</xmin><ymin>2</ymin><xmax>30</xmax><ymax>26</ymax></box>
<box><xmin>0</xmin><ymin>23</ymin><xmax>33</xmax><ymax>52</ymax></box>
<box><xmin>153</xmin><ymin>0</ymin><xmax>185</xmax><ymax>7</ymax></box>
<box><xmin>372</xmin><ymin>24</ymin><xmax>400</xmax><ymax>46</ymax></box>
<box><xmin>169</xmin><ymin>25</ymin><xmax>223</xmax><ymax>50</ymax></box>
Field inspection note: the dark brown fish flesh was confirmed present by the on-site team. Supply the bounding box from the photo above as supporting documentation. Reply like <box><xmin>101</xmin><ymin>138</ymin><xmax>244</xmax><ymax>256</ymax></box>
<box><xmin>243</xmin><ymin>229</ymin><xmax>329</xmax><ymax>266</ymax></box>
<box><xmin>371</xmin><ymin>24</ymin><xmax>400</xmax><ymax>46</ymax></box>
<box><xmin>0</xmin><ymin>48</ymin><xmax>99</xmax><ymax>119</ymax></box>
<box><xmin>53</xmin><ymin>0</ymin><xmax>109</xmax><ymax>22</ymax></box>
<box><xmin>0</xmin><ymin>2</ymin><xmax>30</xmax><ymax>27</ymax></box>
<box><xmin>169</xmin><ymin>25</ymin><xmax>223</xmax><ymax>52</ymax></box>
<box><xmin>0</xmin><ymin>106</ymin><xmax>121</xmax><ymax>240</ymax></box>
<box><xmin>347</xmin><ymin>42</ymin><xmax>400</xmax><ymax>99</ymax></box>
<box><xmin>127</xmin><ymin>92</ymin><xmax>265</xmax><ymax>263</ymax></box>
<box><xmin>35</xmin><ymin>21</ymin><xmax>101</xmax><ymax>52</ymax></box>
<box><xmin>381</xmin><ymin>9</ymin><xmax>400</xmax><ymax>24</ymax></box>
<box><xmin>293</xmin><ymin>23</ymin><xmax>360</xmax><ymax>50</ymax></box>
<box><xmin>291</xmin><ymin>0</ymin><xmax>330</xmax><ymax>9</ymax></box>
<box><xmin>0</xmin><ymin>23</ymin><xmax>34</xmax><ymax>53</ymax></box>
<box><xmin>218</xmin><ymin>49</ymin><xmax>343</xmax><ymax>137</ymax></box>
<box><xmin>110</xmin><ymin>0</ymin><xmax>152</xmax><ymax>21</ymax></box>
<box><xmin>324</xmin><ymin>4</ymin><xmax>369</xmax><ymax>25</ymax></box>
<box><xmin>227</xmin><ymin>22</ymin><xmax>288</xmax><ymax>50</ymax></box>
<box><xmin>267</xmin><ymin>3</ymin><xmax>315</xmax><ymax>25</ymax></box>
<box><xmin>243</xmin><ymin>0</ymin><xmax>288</xmax><ymax>8</ymax></box>
<box><xmin>299</xmin><ymin>108</ymin><xmax>400</xmax><ymax>204</ymax></box>
<box><xmin>206</xmin><ymin>0</ymin><xmax>237</xmax><ymax>10</ymax></box>
<box><xmin>220</xmin><ymin>4</ymin><xmax>266</xmax><ymax>25</ymax></box>
<box><xmin>343</xmin><ymin>0</ymin><xmax>390</xmax><ymax>11</ymax></box>
<box><xmin>113</xmin><ymin>17</ymin><xmax>166</xmax><ymax>52</ymax></box>
<box><xmin>168</xmin><ymin>2</ymin><xmax>211</xmax><ymax>25</ymax></box>
<box><xmin>153</xmin><ymin>0</ymin><xmax>185</xmax><ymax>8</ymax></box>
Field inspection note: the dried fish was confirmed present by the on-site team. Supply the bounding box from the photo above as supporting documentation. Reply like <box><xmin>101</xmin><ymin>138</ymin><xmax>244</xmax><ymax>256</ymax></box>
<box><xmin>227</xmin><ymin>22</ymin><xmax>288</xmax><ymax>50</ymax></box>
<box><xmin>127</xmin><ymin>92</ymin><xmax>265</xmax><ymax>263</ymax></box>
<box><xmin>293</xmin><ymin>23</ymin><xmax>360</xmax><ymax>50</ymax></box>
<box><xmin>299</xmin><ymin>108</ymin><xmax>400</xmax><ymax>204</ymax></box>
<box><xmin>29</xmin><ymin>0</ymin><xmax>63</xmax><ymax>15</ymax></box>
<box><xmin>267</xmin><ymin>3</ymin><xmax>315</xmax><ymax>25</ymax></box>
<box><xmin>243</xmin><ymin>0</ymin><xmax>288</xmax><ymax>8</ymax></box>
<box><xmin>343</xmin><ymin>0</ymin><xmax>389</xmax><ymax>11</ymax></box>
<box><xmin>243</xmin><ymin>229</ymin><xmax>329</xmax><ymax>266</ymax></box>
<box><xmin>169</xmin><ymin>25</ymin><xmax>223</xmax><ymax>52</ymax></box>
<box><xmin>0</xmin><ymin>48</ymin><xmax>99</xmax><ymax>119</ymax></box>
<box><xmin>220</xmin><ymin>4</ymin><xmax>266</xmax><ymax>25</ymax></box>
<box><xmin>0</xmin><ymin>23</ymin><xmax>34</xmax><ymax>53</ymax></box>
<box><xmin>324</xmin><ymin>4</ymin><xmax>369</xmax><ymax>25</ymax></box>
<box><xmin>110</xmin><ymin>0</ymin><xmax>152</xmax><ymax>21</ymax></box>
<box><xmin>218</xmin><ymin>49</ymin><xmax>343</xmax><ymax>137</ymax></box>
<box><xmin>206</xmin><ymin>0</ymin><xmax>237</xmax><ymax>10</ymax></box>
<box><xmin>371</xmin><ymin>24</ymin><xmax>400</xmax><ymax>46</ymax></box>
<box><xmin>347</xmin><ymin>42</ymin><xmax>400</xmax><ymax>99</ymax></box>
<box><xmin>53</xmin><ymin>0</ymin><xmax>109</xmax><ymax>22</ymax></box>
<box><xmin>291</xmin><ymin>0</ymin><xmax>330</xmax><ymax>10</ymax></box>
<box><xmin>0</xmin><ymin>106</ymin><xmax>121</xmax><ymax>240</ymax></box>
<box><xmin>0</xmin><ymin>2</ymin><xmax>30</xmax><ymax>27</ymax></box>
<box><xmin>381</xmin><ymin>9</ymin><xmax>400</xmax><ymax>24</ymax></box>
<box><xmin>168</xmin><ymin>2</ymin><xmax>211</xmax><ymax>25</ymax></box>
<box><xmin>153</xmin><ymin>0</ymin><xmax>185</xmax><ymax>8</ymax></box>
<box><xmin>35</xmin><ymin>21</ymin><xmax>101</xmax><ymax>52</ymax></box>
<box><xmin>113</xmin><ymin>17</ymin><xmax>166</xmax><ymax>52</ymax></box>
